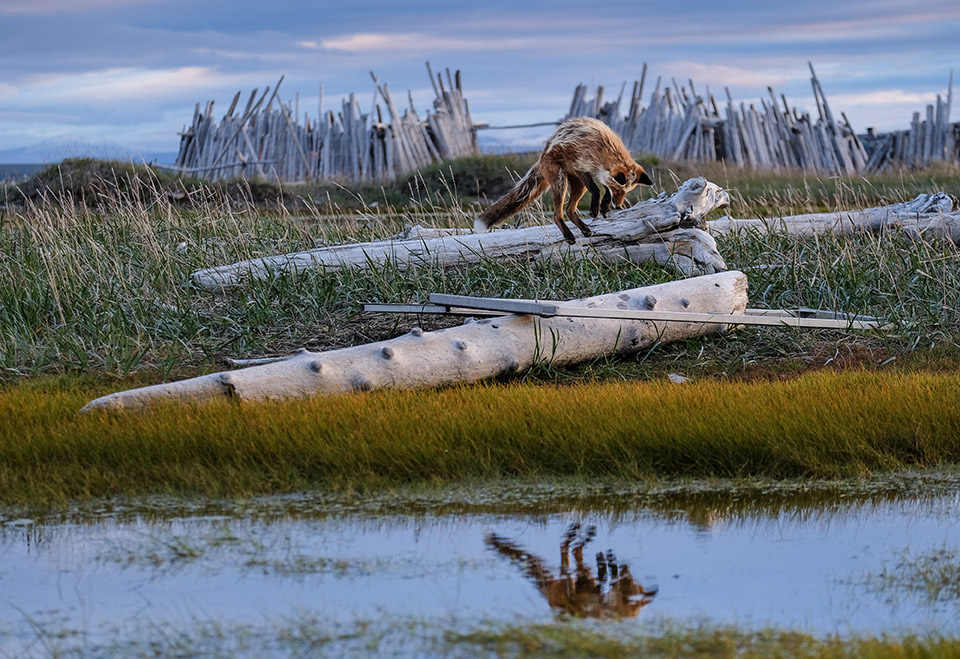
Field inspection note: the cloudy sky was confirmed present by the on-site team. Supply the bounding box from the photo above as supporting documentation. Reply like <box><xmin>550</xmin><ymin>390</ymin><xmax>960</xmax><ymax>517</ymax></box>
<box><xmin>2</xmin><ymin>0</ymin><xmax>958</xmax><ymax>159</ymax></box>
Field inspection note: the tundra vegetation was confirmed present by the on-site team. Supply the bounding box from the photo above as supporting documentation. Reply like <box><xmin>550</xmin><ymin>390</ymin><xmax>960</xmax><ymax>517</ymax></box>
<box><xmin>1</xmin><ymin>156</ymin><xmax>960</xmax><ymax>656</ymax></box>
<box><xmin>2</xmin><ymin>155</ymin><xmax>959</xmax><ymax>496</ymax></box>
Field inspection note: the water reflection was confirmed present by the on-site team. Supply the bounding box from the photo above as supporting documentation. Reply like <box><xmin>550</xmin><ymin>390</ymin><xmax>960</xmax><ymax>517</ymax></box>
<box><xmin>2</xmin><ymin>476</ymin><xmax>960</xmax><ymax>655</ymax></box>
<box><xmin>485</xmin><ymin>522</ymin><xmax>658</xmax><ymax>618</ymax></box>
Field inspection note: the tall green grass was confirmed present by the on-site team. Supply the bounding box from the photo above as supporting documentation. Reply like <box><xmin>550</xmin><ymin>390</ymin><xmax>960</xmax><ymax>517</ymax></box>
<box><xmin>1</xmin><ymin>157</ymin><xmax>958</xmax><ymax>383</ymax></box>
<box><xmin>2</xmin><ymin>370</ymin><xmax>959</xmax><ymax>506</ymax></box>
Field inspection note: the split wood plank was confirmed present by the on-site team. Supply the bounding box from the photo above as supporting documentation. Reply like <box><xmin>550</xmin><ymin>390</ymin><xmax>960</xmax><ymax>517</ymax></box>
<box><xmin>363</xmin><ymin>302</ymin><xmax>886</xmax><ymax>327</ymax></box>
<box><xmin>426</xmin><ymin>294</ymin><xmax>889</xmax><ymax>330</ymax></box>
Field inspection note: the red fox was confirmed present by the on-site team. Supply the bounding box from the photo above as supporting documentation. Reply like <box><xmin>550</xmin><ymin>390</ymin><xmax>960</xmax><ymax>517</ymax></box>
<box><xmin>474</xmin><ymin>117</ymin><xmax>653</xmax><ymax>244</ymax></box>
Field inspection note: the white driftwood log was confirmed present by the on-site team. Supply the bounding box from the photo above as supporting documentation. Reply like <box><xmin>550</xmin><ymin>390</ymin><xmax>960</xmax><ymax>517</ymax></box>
<box><xmin>82</xmin><ymin>271</ymin><xmax>748</xmax><ymax>411</ymax></box>
<box><xmin>709</xmin><ymin>192</ymin><xmax>960</xmax><ymax>243</ymax></box>
<box><xmin>190</xmin><ymin>177</ymin><xmax>729</xmax><ymax>290</ymax></box>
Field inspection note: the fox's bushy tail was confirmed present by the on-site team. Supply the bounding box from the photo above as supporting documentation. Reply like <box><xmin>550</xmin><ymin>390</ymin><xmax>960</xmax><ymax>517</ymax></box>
<box><xmin>484</xmin><ymin>533</ymin><xmax>552</xmax><ymax>587</ymax></box>
<box><xmin>474</xmin><ymin>162</ymin><xmax>549</xmax><ymax>233</ymax></box>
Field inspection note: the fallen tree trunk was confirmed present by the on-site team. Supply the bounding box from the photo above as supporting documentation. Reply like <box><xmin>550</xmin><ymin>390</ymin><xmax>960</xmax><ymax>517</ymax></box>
<box><xmin>82</xmin><ymin>271</ymin><xmax>748</xmax><ymax>411</ymax></box>
<box><xmin>708</xmin><ymin>192</ymin><xmax>960</xmax><ymax>242</ymax></box>
<box><xmin>190</xmin><ymin>177</ymin><xmax>729</xmax><ymax>290</ymax></box>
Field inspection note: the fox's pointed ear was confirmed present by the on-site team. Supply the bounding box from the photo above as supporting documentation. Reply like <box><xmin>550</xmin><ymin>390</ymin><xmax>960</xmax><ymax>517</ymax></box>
<box><xmin>638</xmin><ymin>171</ymin><xmax>653</xmax><ymax>186</ymax></box>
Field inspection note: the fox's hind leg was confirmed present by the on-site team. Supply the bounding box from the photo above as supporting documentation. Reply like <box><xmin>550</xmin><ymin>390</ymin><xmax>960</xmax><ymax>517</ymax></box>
<box><xmin>564</xmin><ymin>174</ymin><xmax>592</xmax><ymax>238</ymax></box>
<box><xmin>549</xmin><ymin>171</ymin><xmax>577</xmax><ymax>244</ymax></box>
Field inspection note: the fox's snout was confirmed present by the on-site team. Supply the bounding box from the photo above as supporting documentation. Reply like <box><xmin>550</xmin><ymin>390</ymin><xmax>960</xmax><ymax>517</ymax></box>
<box><xmin>611</xmin><ymin>189</ymin><xmax>627</xmax><ymax>208</ymax></box>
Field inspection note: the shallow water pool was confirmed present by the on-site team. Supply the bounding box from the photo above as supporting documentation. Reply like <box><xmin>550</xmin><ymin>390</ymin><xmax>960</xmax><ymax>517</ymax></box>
<box><xmin>2</xmin><ymin>478</ymin><xmax>959</xmax><ymax>654</ymax></box>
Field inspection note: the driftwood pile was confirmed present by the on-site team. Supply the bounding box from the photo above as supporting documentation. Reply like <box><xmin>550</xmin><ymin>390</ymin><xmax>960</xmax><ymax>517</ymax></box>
<box><xmin>567</xmin><ymin>63</ymin><xmax>867</xmax><ymax>175</ymax></box>
<box><xmin>862</xmin><ymin>72</ymin><xmax>956</xmax><ymax>171</ymax></box>
<box><xmin>83</xmin><ymin>178</ymin><xmax>739</xmax><ymax>410</ymax></box>
<box><xmin>81</xmin><ymin>176</ymin><xmax>959</xmax><ymax>411</ymax></box>
<box><xmin>168</xmin><ymin>64</ymin><xmax>477</xmax><ymax>183</ymax></box>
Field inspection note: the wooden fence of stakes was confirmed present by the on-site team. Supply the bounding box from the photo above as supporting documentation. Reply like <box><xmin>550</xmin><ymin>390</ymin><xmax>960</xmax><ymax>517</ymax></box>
<box><xmin>168</xmin><ymin>63</ymin><xmax>478</xmax><ymax>183</ymax></box>
<box><xmin>168</xmin><ymin>62</ymin><xmax>957</xmax><ymax>183</ymax></box>
<box><xmin>569</xmin><ymin>63</ymin><xmax>958</xmax><ymax>174</ymax></box>
<box><xmin>861</xmin><ymin>71</ymin><xmax>956</xmax><ymax>171</ymax></box>
<box><xmin>567</xmin><ymin>62</ymin><xmax>868</xmax><ymax>175</ymax></box>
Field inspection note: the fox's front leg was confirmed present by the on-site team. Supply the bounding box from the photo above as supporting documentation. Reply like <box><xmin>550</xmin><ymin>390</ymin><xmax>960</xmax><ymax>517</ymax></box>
<box><xmin>581</xmin><ymin>174</ymin><xmax>605</xmax><ymax>219</ymax></box>
<box><xmin>560</xmin><ymin>522</ymin><xmax>580</xmax><ymax>573</ymax></box>
<box><xmin>598</xmin><ymin>187</ymin><xmax>613</xmax><ymax>216</ymax></box>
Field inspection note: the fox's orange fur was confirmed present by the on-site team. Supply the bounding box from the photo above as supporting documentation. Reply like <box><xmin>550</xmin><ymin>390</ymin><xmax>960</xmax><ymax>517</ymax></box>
<box><xmin>474</xmin><ymin>117</ymin><xmax>653</xmax><ymax>243</ymax></box>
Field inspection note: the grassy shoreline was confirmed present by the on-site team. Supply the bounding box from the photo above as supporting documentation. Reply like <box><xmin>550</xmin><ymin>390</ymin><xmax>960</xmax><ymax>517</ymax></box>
<box><xmin>2</xmin><ymin>369</ymin><xmax>959</xmax><ymax>507</ymax></box>
<box><xmin>447</xmin><ymin>620</ymin><xmax>960</xmax><ymax>659</ymax></box>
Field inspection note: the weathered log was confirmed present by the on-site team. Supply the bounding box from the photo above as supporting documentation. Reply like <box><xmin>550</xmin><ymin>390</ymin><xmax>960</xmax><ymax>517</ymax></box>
<box><xmin>709</xmin><ymin>192</ymin><xmax>960</xmax><ymax>243</ymax></box>
<box><xmin>81</xmin><ymin>271</ymin><xmax>748</xmax><ymax>411</ymax></box>
<box><xmin>190</xmin><ymin>177</ymin><xmax>729</xmax><ymax>290</ymax></box>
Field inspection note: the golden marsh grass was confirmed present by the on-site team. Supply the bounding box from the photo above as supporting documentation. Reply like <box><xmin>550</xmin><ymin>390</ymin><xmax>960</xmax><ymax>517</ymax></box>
<box><xmin>2</xmin><ymin>369</ymin><xmax>959</xmax><ymax>506</ymax></box>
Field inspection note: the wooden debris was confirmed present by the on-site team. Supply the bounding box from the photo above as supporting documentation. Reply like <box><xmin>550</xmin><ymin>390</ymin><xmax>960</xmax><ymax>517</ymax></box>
<box><xmin>862</xmin><ymin>71</ymin><xmax>957</xmax><ymax>171</ymax></box>
<box><xmin>383</xmin><ymin>294</ymin><xmax>889</xmax><ymax>330</ymax></box>
<box><xmin>165</xmin><ymin>63</ymin><xmax>478</xmax><ymax>183</ymax></box>
<box><xmin>567</xmin><ymin>62</ymin><xmax>867</xmax><ymax>175</ymax></box>
<box><xmin>709</xmin><ymin>192</ymin><xmax>960</xmax><ymax>244</ymax></box>
<box><xmin>574</xmin><ymin>64</ymin><xmax>959</xmax><ymax>173</ymax></box>
<box><xmin>81</xmin><ymin>272</ymin><xmax>748</xmax><ymax>411</ymax></box>
<box><xmin>188</xmin><ymin>177</ymin><xmax>729</xmax><ymax>291</ymax></box>
<box><xmin>362</xmin><ymin>302</ymin><xmax>886</xmax><ymax>330</ymax></box>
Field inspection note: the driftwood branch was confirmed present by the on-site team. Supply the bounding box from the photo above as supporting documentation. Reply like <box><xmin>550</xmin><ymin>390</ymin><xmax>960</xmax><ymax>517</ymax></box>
<box><xmin>709</xmin><ymin>192</ymin><xmax>960</xmax><ymax>243</ymax></box>
<box><xmin>82</xmin><ymin>271</ymin><xmax>748</xmax><ymax>411</ymax></box>
<box><xmin>189</xmin><ymin>177</ymin><xmax>730</xmax><ymax>291</ymax></box>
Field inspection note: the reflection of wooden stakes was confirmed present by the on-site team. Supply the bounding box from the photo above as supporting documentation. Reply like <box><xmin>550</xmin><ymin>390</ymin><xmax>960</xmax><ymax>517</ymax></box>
<box><xmin>485</xmin><ymin>522</ymin><xmax>658</xmax><ymax>618</ymax></box>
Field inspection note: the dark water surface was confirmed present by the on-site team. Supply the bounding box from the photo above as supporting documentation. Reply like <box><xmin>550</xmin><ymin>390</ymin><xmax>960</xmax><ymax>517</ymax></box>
<box><xmin>2</xmin><ymin>477</ymin><xmax>959</xmax><ymax>653</ymax></box>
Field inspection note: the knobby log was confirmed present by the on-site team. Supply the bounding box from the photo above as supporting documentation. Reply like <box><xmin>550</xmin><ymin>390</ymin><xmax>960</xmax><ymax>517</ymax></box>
<box><xmin>709</xmin><ymin>192</ymin><xmax>960</xmax><ymax>243</ymax></box>
<box><xmin>82</xmin><ymin>271</ymin><xmax>748</xmax><ymax>411</ymax></box>
<box><xmin>190</xmin><ymin>177</ymin><xmax>730</xmax><ymax>291</ymax></box>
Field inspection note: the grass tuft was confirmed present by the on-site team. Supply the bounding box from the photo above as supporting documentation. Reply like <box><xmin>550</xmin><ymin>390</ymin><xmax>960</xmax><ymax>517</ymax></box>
<box><xmin>862</xmin><ymin>546</ymin><xmax>960</xmax><ymax>604</ymax></box>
